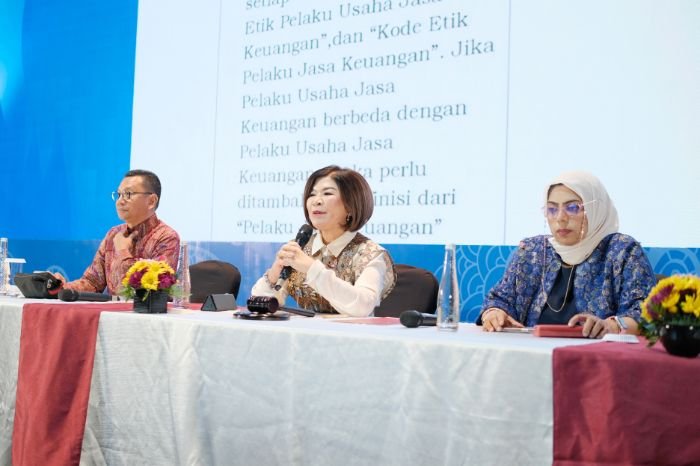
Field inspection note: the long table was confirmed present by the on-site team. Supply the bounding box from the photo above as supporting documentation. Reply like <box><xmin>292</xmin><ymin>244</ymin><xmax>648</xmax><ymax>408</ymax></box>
<box><xmin>2</xmin><ymin>297</ymin><xmax>698</xmax><ymax>465</ymax></box>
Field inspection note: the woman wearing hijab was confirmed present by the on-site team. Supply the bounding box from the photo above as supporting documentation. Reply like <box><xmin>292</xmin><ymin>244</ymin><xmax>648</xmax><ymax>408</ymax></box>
<box><xmin>479</xmin><ymin>171</ymin><xmax>656</xmax><ymax>338</ymax></box>
<box><xmin>252</xmin><ymin>165</ymin><xmax>396</xmax><ymax>317</ymax></box>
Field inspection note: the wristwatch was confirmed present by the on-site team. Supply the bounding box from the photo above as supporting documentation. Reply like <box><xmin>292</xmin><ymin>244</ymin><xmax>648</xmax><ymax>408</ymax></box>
<box><xmin>612</xmin><ymin>315</ymin><xmax>628</xmax><ymax>333</ymax></box>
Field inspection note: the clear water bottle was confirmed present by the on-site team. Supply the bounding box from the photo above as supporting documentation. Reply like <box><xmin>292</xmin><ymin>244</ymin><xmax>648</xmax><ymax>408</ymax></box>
<box><xmin>0</xmin><ymin>238</ymin><xmax>7</xmax><ymax>295</ymax></box>
<box><xmin>173</xmin><ymin>241</ymin><xmax>191</xmax><ymax>308</ymax></box>
<box><xmin>437</xmin><ymin>243</ymin><xmax>460</xmax><ymax>331</ymax></box>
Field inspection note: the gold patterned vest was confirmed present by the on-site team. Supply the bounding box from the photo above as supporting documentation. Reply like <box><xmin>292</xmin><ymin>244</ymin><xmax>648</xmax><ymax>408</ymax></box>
<box><xmin>286</xmin><ymin>232</ymin><xmax>396</xmax><ymax>313</ymax></box>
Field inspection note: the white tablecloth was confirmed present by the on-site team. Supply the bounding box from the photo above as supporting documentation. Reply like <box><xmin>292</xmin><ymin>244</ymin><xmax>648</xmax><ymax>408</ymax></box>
<box><xmin>0</xmin><ymin>297</ymin><xmax>597</xmax><ymax>465</ymax></box>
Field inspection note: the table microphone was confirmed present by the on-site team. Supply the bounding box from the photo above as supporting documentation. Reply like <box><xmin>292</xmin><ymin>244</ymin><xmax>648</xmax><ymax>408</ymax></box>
<box><xmin>400</xmin><ymin>310</ymin><xmax>437</xmax><ymax>328</ymax></box>
<box><xmin>58</xmin><ymin>289</ymin><xmax>111</xmax><ymax>302</ymax></box>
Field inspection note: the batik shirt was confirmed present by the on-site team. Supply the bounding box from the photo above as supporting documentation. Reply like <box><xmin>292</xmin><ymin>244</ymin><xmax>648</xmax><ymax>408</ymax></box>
<box><xmin>66</xmin><ymin>214</ymin><xmax>180</xmax><ymax>295</ymax></box>
<box><xmin>481</xmin><ymin>233</ymin><xmax>655</xmax><ymax>327</ymax></box>
<box><xmin>251</xmin><ymin>230</ymin><xmax>396</xmax><ymax>317</ymax></box>
<box><xmin>287</xmin><ymin>232</ymin><xmax>396</xmax><ymax>314</ymax></box>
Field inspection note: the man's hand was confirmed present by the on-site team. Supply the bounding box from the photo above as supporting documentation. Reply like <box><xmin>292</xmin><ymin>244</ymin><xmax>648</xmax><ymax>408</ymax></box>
<box><xmin>113</xmin><ymin>230</ymin><xmax>137</xmax><ymax>254</ymax></box>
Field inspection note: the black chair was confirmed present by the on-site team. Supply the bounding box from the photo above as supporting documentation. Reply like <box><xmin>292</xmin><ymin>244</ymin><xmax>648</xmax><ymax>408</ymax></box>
<box><xmin>374</xmin><ymin>264</ymin><xmax>439</xmax><ymax>317</ymax></box>
<box><xmin>189</xmin><ymin>260</ymin><xmax>241</xmax><ymax>303</ymax></box>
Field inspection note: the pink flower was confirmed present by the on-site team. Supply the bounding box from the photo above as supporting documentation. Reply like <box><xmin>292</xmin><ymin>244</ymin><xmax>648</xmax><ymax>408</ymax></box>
<box><xmin>129</xmin><ymin>270</ymin><xmax>145</xmax><ymax>288</ymax></box>
<box><xmin>645</xmin><ymin>305</ymin><xmax>659</xmax><ymax>321</ymax></box>
<box><xmin>651</xmin><ymin>285</ymin><xmax>673</xmax><ymax>305</ymax></box>
<box><xmin>158</xmin><ymin>273</ymin><xmax>176</xmax><ymax>289</ymax></box>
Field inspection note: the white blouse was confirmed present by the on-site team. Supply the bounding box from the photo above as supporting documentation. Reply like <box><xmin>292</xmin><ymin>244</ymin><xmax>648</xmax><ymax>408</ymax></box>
<box><xmin>251</xmin><ymin>230</ymin><xmax>389</xmax><ymax>317</ymax></box>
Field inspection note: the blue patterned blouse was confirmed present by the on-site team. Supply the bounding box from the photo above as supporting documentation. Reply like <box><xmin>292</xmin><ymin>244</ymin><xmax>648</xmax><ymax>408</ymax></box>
<box><xmin>481</xmin><ymin>233</ymin><xmax>656</xmax><ymax>327</ymax></box>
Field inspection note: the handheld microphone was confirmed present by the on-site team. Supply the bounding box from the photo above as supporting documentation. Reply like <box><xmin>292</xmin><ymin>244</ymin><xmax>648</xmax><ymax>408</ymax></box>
<box><xmin>274</xmin><ymin>224</ymin><xmax>314</xmax><ymax>290</ymax></box>
<box><xmin>246</xmin><ymin>296</ymin><xmax>315</xmax><ymax>317</ymax></box>
<box><xmin>58</xmin><ymin>289</ymin><xmax>111</xmax><ymax>302</ymax></box>
<box><xmin>400</xmin><ymin>310</ymin><xmax>437</xmax><ymax>328</ymax></box>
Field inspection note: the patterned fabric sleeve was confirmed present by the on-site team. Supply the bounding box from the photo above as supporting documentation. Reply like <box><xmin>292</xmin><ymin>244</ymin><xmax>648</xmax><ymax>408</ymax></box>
<box><xmin>480</xmin><ymin>243</ymin><xmax>527</xmax><ymax>322</ymax></box>
<box><xmin>149</xmin><ymin>227</ymin><xmax>181</xmax><ymax>270</ymax></box>
<box><xmin>610</xmin><ymin>235</ymin><xmax>656</xmax><ymax>320</ymax></box>
<box><xmin>65</xmin><ymin>234</ymin><xmax>112</xmax><ymax>293</ymax></box>
<box><xmin>352</xmin><ymin>244</ymin><xmax>396</xmax><ymax>300</ymax></box>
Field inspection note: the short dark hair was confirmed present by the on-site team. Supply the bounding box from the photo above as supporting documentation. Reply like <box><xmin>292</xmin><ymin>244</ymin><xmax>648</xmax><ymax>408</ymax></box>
<box><xmin>124</xmin><ymin>169</ymin><xmax>161</xmax><ymax>209</ymax></box>
<box><xmin>303</xmin><ymin>165</ymin><xmax>374</xmax><ymax>232</ymax></box>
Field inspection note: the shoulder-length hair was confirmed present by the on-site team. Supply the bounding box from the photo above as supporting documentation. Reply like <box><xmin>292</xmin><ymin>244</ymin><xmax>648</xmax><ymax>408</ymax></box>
<box><xmin>303</xmin><ymin>165</ymin><xmax>374</xmax><ymax>231</ymax></box>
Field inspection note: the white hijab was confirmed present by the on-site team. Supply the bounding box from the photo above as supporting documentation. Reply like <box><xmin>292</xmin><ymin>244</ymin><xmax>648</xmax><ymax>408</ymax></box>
<box><xmin>546</xmin><ymin>171</ymin><xmax>619</xmax><ymax>265</ymax></box>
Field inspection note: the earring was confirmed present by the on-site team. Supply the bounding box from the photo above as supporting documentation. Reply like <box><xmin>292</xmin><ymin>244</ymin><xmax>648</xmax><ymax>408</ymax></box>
<box><xmin>579</xmin><ymin>213</ymin><xmax>587</xmax><ymax>240</ymax></box>
<box><xmin>346</xmin><ymin>214</ymin><xmax>352</xmax><ymax>225</ymax></box>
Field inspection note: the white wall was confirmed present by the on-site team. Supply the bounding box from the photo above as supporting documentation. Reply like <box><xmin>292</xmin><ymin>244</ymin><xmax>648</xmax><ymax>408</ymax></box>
<box><xmin>131</xmin><ymin>0</ymin><xmax>700</xmax><ymax>247</ymax></box>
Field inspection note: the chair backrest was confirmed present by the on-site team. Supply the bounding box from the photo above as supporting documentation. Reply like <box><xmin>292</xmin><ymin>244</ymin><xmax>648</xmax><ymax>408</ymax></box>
<box><xmin>189</xmin><ymin>260</ymin><xmax>242</xmax><ymax>303</ymax></box>
<box><xmin>374</xmin><ymin>264</ymin><xmax>439</xmax><ymax>317</ymax></box>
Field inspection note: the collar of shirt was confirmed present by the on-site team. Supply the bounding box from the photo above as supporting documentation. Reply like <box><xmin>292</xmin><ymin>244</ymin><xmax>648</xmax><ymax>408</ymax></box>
<box><xmin>124</xmin><ymin>214</ymin><xmax>160</xmax><ymax>239</ymax></box>
<box><xmin>310</xmin><ymin>230</ymin><xmax>357</xmax><ymax>258</ymax></box>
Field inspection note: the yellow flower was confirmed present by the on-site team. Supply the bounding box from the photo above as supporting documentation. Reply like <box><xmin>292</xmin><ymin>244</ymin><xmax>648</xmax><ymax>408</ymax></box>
<box><xmin>124</xmin><ymin>260</ymin><xmax>149</xmax><ymax>281</ymax></box>
<box><xmin>642</xmin><ymin>275</ymin><xmax>700</xmax><ymax>320</ymax></box>
<box><xmin>140</xmin><ymin>270</ymin><xmax>160</xmax><ymax>291</ymax></box>
<box><xmin>677</xmin><ymin>279</ymin><xmax>700</xmax><ymax>317</ymax></box>
<box><xmin>680</xmin><ymin>293</ymin><xmax>700</xmax><ymax>318</ymax></box>
<box><xmin>120</xmin><ymin>259</ymin><xmax>175</xmax><ymax>299</ymax></box>
<box><xmin>639</xmin><ymin>274</ymin><xmax>700</xmax><ymax>345</ymax></box>
<box><xmin>155</xmin><ymin>262</ymin><xmax>174</xmax><ymax>276</ymax></box>
<box><xmin>661</xmin><ymin>289</ymin><xmax>680</xmax><ymax>313</ymax></box>
<box><xmin>640</xmin><ymin>301</ymin><xmax>653</xmax><ymax>322</ymax></box>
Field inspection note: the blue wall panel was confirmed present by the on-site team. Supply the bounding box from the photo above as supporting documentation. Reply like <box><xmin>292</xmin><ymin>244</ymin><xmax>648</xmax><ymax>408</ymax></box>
<box><xmin>0</xmin><ymin>0</ymin><xmax>137</xmax><ymax>240</ymax></box>
<box><xmin>7</xmin><ymin>240</ymin><xmax>699</xmax><ymax>322</ymax></box>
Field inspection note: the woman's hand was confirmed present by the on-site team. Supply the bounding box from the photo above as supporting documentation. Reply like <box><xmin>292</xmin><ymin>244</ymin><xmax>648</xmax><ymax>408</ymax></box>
<box><xmin>275</xmin><ymin>241</ymin><xmax>315</xmax><ymax>275</ymax></box>
<box><xmin>481</xmin><ymin>308</ymin><xmax>524</xmax><ymax>332</ymax></box>
<box><xmin>265</xmin><ymin>248</ymin><xmax>286</xmax><ymax>284</ymax></box>
<box><xmin>567</xmin><ymin>313</ymin><xmax>617</xmax><ymax>339</ymax></box>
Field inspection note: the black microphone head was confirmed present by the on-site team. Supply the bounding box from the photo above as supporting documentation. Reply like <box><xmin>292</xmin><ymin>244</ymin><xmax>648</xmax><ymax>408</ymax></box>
<box><xmin>295</xmin><ymin>224</ymin><xmax>314</xmax><ymax>247</ymax></box>
<box><xmin>247</xmin><ymin>296</ymin><xmax>279</xmax><ymax>314</ymax></box>
<box><xmin>400</xmin><ymin>310</ymin><xmax>423</xmax><ymax>328</ymax></box>
<box><xmin>276</xmin><ymin>225</ymin><xmax>315</xmax><ymax>288</ymax></box>
<box><xmin>58</xmin><ymin>288</ymin><xmax>80</xmax><ymax>302</ymax></box>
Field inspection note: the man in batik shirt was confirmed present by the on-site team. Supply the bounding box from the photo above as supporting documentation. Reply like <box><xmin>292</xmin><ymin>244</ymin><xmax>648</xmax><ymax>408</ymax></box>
<box><xmin>55</xmin><ymin>169</ymin><xmax>180</xmax><ymax>295</ymax></box>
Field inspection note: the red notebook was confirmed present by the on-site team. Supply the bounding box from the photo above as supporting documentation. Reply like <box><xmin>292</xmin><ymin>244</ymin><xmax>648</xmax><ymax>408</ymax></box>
<box><xmin>533</xmin><ymin>324</ymin><xmax>585</xmax><ymax>338</ymax></box>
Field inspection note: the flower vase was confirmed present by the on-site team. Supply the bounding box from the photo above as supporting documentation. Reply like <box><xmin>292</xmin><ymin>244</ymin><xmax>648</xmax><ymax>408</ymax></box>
<box><xmin>133</xmin><ymin>289</ymin><xmax>169</xmax><ymax>314</ymax></box>
<box><xmin>660</xmin><ymin>324</ymin><xmax>700</xmax><ymax>358</ymax></box>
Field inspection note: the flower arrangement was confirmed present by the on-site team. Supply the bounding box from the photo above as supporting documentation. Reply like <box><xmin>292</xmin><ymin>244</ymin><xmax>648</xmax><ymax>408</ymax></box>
<box><xmin>640</xmin><ymin>274</ymin><xmax>700</xmax><ymax>345</ymax></box>
<box><xmin>120</xmin><ymin>259</ymin><xmax>177</xmax><ymax>301</ymax></box>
